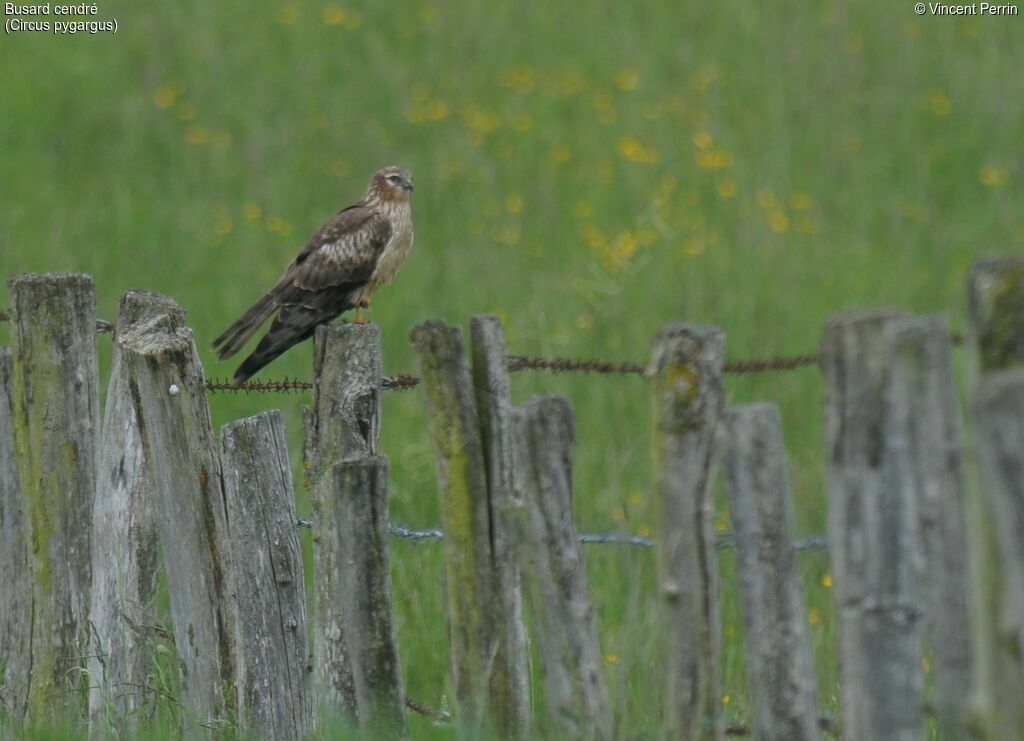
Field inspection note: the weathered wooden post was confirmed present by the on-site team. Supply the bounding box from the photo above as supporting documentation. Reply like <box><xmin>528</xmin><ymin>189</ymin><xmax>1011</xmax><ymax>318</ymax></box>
<box><xmin>120</xmin><ymin>297</ymin><xmax>236</xmax><ymax>728</ymax></box>
<box><xmin>969</xmin><ymin>370</ymin><xmax>1024</xmax><ymax>738</ymax></box>
<box><xmin>966</xmin><ymin>256</ymin><xmax>1024</xmax><ymax>739</ymax></box>
<box><xmin>648</xmin><ymin>324</ymin><xmax>724</xmax><ymax>741</ymax></box>
<box><xmin>221</xmin><ymin>411</ymin><xmax>312</xmax><ymax>740</ymax></box>
<box><xmin>0</xmin><ymin>347</ymin><xmax>30</xmax><ymax>722</ymax></box>
<box><xmin>88</xmin><ymin>291</ymin><xmax>173</xmax><ymax>731</ymax></box>
<box><xmin>723</xmin><ymin>403</ymin><xmax>820</xmax><ymax>741</ymax></box>
<box><xmin>8</xmin><ymin>273</ymin><xmax>100</xmax><ymax>722</ymax></box>
<box><xmin>887</xmin><ymin>316</ymin><xmax>972</xmax><ymax>739</ymax></box>
<box><xmin>308</xmin><ymin>322</ymin><xmax>382</xmax><ymax>720</ymax></box>
<box><xmin>329</xmin><ymin>456</ymin><xmax>407</xmax><ymax>738</ymax></box>
<box><xmin>511</xmin><ymin>395</ymin><xmax>610</xmax><ymax>740</ymax></box>
<box><xmin>820</xmin><ymin>310</ymin><xmax>926</xmax><ymax>741</ymax></box>
<box><xmin>469</xmin><ymin>315</ymin><xmax>530</xmax><ymax>736</ymax></box>
<box><xmin>411</xmin><ymin>319</ymin><xmax>525</xmax><ymax>734</ymax></box>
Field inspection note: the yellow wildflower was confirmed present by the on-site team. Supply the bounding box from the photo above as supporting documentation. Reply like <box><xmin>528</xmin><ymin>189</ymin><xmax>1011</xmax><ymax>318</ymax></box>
<box><xmin>460</xmin><ymin>104</ymin><xmax>501</xmax><ymax>134</ymax></box>
<box><xmin>683</xmin><ymin>238</ymin><xmax>704</xmax><ymax>257</ymax></box>
<box><xmin>716</xmin><ymin>178</ymin><xmax>738</xmax><ymax>199</ymax></box>
<box><xmin>243</xmin><ymin>203</ymin><xmax>262</xmax><ymax>222</ymax></box>
<box><xmin>692</xmin><ymin>130</ymin><xmax>713</xmax><ymax>150</ymax></box>
<box><xmin>499</xmin><ymin>67</ymin><xmax>535</xmax><ymax>95</ymax></box>
<box><xmin>603</xmin><ymin>654</ymin><xmax>620</xmax><ymax>666</ymax></box>
<box><xmin>265</xmin><ymin>217</ymin><xmax>293</xmax><ymax>237</ymax></box>
<box><xmin>153</xmin><ymin>85</ymin><xmax>178</xmax><ymax>109</ymax></box>
<box><xmin>789</xmin><ymin>193</ymin><xmax>812</xmax><ymax>210</ymax></box>
<box><xmin>769</xmin><ymin>210</ymin><xmax>790</xmax><ymax>233</ymax></box>
<box><xmin>279</xmin><ymin>3</ymin><xmax>298</xmax><ymax>24</ymax></box>
<box><xmin>637</xmin><ymin>524</ymin><xmax>651</xmax><ymax>538</ymax></box>
<box><xmin>505</xmin><ymin>195</ymin><xmax>524</xmax><ymax>214</ymax></box>
<box><xmin>618</xmin><ymin>137</ymin><xmax>659</xmax><ymax>164</ymax></box>
<box><xmin>323</xmin><ymin>6</ymin><xmax>361</xmax><ymax>29</ymax></box>
<box><xmin>493</xmin><ymin>226</ymin><xmax>520</xmax><ymax>246</ymax></box>
<box><xmin>615</xmin><ymin>70</ymin><xmax>640</xmax><ymax>91</ymax></box>
<box><xmin>323</xmin><ymin>5</ymin><xmax>346</xmax><ymax>24</ymax></box>
<box><xmin>930</xmin><ymin>89</ymin><xmax>951</xmax><ymax>117</ymax></box>
<box><xmin>184</xmin><ymin>126</ymin><xmax>209</xmax><ymax>145</ymax></box>
<box><xmin>697</xmin><ymin>149</ymin><xmax>732</xmax><ymax>170</ymax></box>
<box><xmin>821</xmin><ymin>573</ymin><xmax>833</xmax><ymax>589</ymax></box>
<box><xmin>551</xmin><ymin>145</ymin><xmax>572</xmax><ymax>164</ymax></box>
<box><xmin>809</xmin><ymin>608</ymin><xmax>820</xmax><ymax>625</ymax></box>
<box><xmin>979</xmin><ymin>166</ymin><xmax>1009</xmax><ymax>187</ymax></box>
<box><xmin>512</xmin><ymin>113</ymin><xmax>534</xmax><ymax>132</ymax></box>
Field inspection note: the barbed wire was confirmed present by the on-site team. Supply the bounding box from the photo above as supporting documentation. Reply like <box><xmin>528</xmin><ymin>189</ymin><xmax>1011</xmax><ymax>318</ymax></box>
<box><xmin>0</xmin><ymin>310</ymin><xmax>966</xmax><ymax>394</ymax></box>
<box><xmin>205</xmin><ymin>351</ymin><xmax>824</xmax><ymax>395</ymax></box>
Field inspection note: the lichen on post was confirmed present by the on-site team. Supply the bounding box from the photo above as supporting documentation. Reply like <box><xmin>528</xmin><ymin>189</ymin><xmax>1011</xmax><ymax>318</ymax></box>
<box><xmin>648</xmin><ymin>323</ymin><xmax>725</xmax><ymax>741</ymax></box>
<box><xmin>308</xmin><ymin>322</ymin><xmax>382</xmax><ymax>722</ymax></box>
<box><xmin>88</xmin><ymin>290</ymin><xmax>177</xmax><ymax>732</ymax></box>
<box><xmin>410</xmin><ymin>319</ymin><xmax>499</xmax><ymax>734</ymax></box>
<box><xmin>8</xmin><ymin>272</ymin><xmax>100</xmax><ymax>723</ymax></box>
<box><xmin>966</xmin><ymin>256</ymin><xmax>1024</xmax><ymax>740</ymax></box>
<box><xmin>119</xmin><ymin>297</ymin><xmax>236</xmax><ymax>728</ymax></box>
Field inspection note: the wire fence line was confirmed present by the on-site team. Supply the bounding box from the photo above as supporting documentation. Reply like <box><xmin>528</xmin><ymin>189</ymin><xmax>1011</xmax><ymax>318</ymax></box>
<box><xmin>0</xmin><ymin>309</ymin><xmax>965</xmax><ymax>394</ymax></box>
<box><xmin>295</xmin><ymin>520</ymin><xmax>830</xmax><ymax>552</ymax></box>
<box><xmin>206</xmin><ymin>350</ymin><xmax>823</xmax><ymax>395</ymax></box>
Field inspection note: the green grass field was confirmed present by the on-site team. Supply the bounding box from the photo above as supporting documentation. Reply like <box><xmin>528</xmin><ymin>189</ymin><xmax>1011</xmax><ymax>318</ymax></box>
<box><xmin>1</xmin><ymin>1</ymin><xmax>1022</xmax><ymax>737</ymax></box>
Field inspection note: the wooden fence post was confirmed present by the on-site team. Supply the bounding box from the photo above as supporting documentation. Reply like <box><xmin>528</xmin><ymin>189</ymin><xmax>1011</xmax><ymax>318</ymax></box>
<box><xmin>469</xmin><ymin>315</ymin><xmax>530</xmax><ymax>736</ymax></box>
<box><xmin>820</xmin><ymin>310</ymin><xmax>926</xmax><ymax>741</ymax></box>
<box><xmin>8</xmin><ymin>272</ymin><xmax>100</xmax><ymax>722</ymax></box>
<box><xmin>308</xmin><ymin>322</ymin><xmax>382</xmax><ymax>720</ymax></box>
<box><xmin>887</xmin><ymin>316</ymin><xmax>972</xmax><ymax>739</ymax></box>
<box><xmin>969</xmin><ymin>370</ymin><xmax>1024</xmax><ymax>738</ymax></box>
<box><xmin>119</xmin><ymin>299</ymin><xmax>236</xmax><ymax>728</ymax></box>
<box><xmin>965</xmin><ymin>256</ymin><xmax>1024</xmax><ymax>739</ymax></box>
<box><xmin>723</xmin><ymin>403</ymin><xmax>820</xmax><ymax>741</ymax></box>
<box><xmin>0</xmin><ymin>347</ymin><xmax>30</xmax><ymax>723</ymax></box>
<box><xmin>648</xmin><ymin>324</ymin><xmax>724</xmax><ymax>741</ymax></box>
<box><xmin>510</xmin><ymin>395</ymin><xmax>611</xmax><ymax>740</ymax></box>
<box><xmin>220</xmin><ymin>411</ymin><xmax>312</xmax><ymax>740</ymax></box>
<box><xmin>88</xmin><ymin>291</ymin><xmax>175</xmax><ymax>731</ymax></box>
<box><xmin>411</xmin><ymin>319</ymin><xmax>520</xmax><ymax>734</ymax></box>
<box><xmin>329</xmin><ymin>456</ymin><xmax>407</xmax><ymax>738</ymax></box>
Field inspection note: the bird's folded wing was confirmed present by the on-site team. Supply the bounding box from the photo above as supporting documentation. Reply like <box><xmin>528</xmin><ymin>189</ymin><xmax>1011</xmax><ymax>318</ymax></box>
<box><xmin>212</xmin><ymin>204</ymin><xmax>392</xmax><ymax>359</ymax></box>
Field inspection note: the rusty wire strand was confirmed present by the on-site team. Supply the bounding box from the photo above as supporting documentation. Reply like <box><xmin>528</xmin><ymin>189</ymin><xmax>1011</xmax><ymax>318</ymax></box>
<box><xmin>0</xmin><ymin>310</ymin><xmax>967</xmax><ymax>393</ymax></box>
<box><xmin>404</xmin><ymin>696</ymin><xmax>450</xmax><ymax>722</ymax></box>
<box><xmin>203</xmin><ymin>352</ymin><xmax>825</xmax><ymax>394</ymax></box>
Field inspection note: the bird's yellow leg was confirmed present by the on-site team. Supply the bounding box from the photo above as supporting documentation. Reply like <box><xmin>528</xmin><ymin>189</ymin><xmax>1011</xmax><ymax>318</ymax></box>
<box><xmin>353</xmin><ymin>297</ymin><xmax>372</xmax><ymax>324</ymax></box>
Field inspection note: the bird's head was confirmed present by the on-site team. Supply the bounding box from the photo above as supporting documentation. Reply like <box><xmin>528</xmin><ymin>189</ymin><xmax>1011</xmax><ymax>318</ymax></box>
<box><xmin>369</xmin><ymin>166</ymin><xmax>414</xmax><ymax>203</ymax></box>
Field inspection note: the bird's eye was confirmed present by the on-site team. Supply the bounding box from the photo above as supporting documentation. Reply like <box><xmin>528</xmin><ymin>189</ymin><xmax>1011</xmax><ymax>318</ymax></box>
<box><xmin>387</xmin><ymin>175</ymin><xmax>400</xmax><ymax>183</ymax></box>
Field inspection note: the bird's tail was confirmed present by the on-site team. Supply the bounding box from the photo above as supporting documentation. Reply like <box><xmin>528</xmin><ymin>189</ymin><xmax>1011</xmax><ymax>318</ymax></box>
<box><xmin>212</xmin><ymin>293</ymin><xmax>278</xmax><ymax>360</ymax></box>
<box><xmin>232</xmin><ymin>302</ymin><xmax>350</xmax><ymax>386</ymax></box>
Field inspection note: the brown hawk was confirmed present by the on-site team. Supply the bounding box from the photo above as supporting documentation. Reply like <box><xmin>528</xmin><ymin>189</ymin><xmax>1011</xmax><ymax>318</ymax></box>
<box><xmin>213</xmin><ymin>165</ymin><xmax>415</xmax><ymax>385</ymax></box>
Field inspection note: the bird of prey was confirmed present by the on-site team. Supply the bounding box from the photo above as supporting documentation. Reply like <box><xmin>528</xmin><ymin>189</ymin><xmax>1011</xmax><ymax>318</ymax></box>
<box><xmin>213</xmin><ymin>165</ymin><xmax>415</xmax><ymax>385</ymax></box>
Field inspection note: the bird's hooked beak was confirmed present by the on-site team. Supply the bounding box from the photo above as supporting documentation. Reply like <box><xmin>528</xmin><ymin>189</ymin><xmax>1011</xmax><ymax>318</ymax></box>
<box><xmin>401</xmin><ymin>180</ymin><xmax>415</xmax><ymax>191</ymax></box>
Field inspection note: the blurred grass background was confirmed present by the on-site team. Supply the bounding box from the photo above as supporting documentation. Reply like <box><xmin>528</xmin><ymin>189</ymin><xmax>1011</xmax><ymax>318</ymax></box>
<box><xmin>1</xmin><ymin>0</ymin><xmax>1021</xmax><ymax>737</ymax></box>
